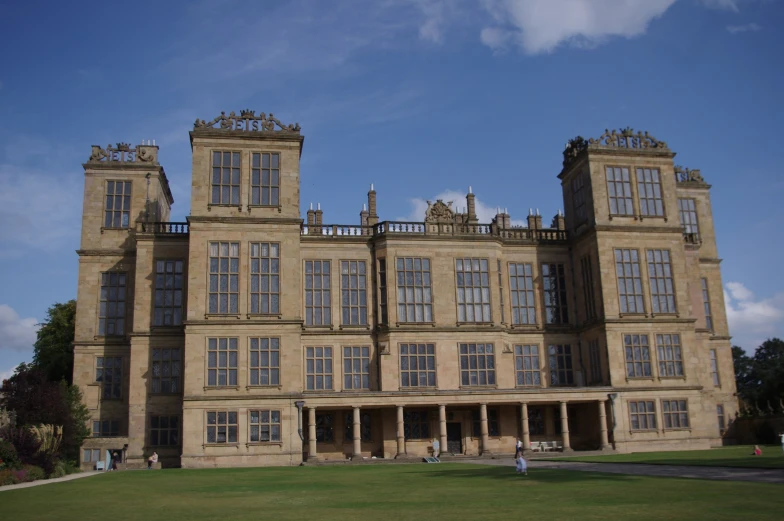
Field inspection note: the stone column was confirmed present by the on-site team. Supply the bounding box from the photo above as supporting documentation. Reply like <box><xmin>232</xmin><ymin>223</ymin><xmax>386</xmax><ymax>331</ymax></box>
<box><xmin>559</xmin><ymin>401</ymin><xmax>571</xmax><ymax>451</ymax></box>
<box><xmin>438</xmin><ymin>405</ymin><xmax>447</xmax><ymax>456</ymax></box>
<box><xmin>520</xmin><ymin>402</ymin><xmax>530</xmax><ymax>450</ymax></box>
<box><xmin>598</xmin><ymin>400</ymin><xmax>610</xmax><ymax>449</ymax></box>
<box><xmin>352</xmin><ymin>406</ymin><xmax>362</xmax><ymax>459</ymax></box>
<box><xmin>479</xmin><ymin>403</ymin><xmax>490</xmax><ymax>455</ymax></box>
<box><xmin>308</xmin><ymin>407</ymin><xmax>317</xmax><ymax>460</ymax></box>
<box><xmin>395</xmin><ymin>405</ymin><xmax>405</xmax><ymax>457</ymax></box>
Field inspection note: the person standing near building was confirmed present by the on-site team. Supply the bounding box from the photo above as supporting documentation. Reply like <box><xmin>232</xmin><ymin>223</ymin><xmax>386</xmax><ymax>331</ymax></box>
<box><xmin>147</xmin><ymin>451</ymin><xmax>158</xmax><ymax>470</ymax></box>
<box><xmin>432</xmin><ymin>438</ymin><xmax>440</xmax><ymax>458</ymax></box>
<box><xmin>515</xmin><ymin>437</ymin><xmax>523</xmax><ymax>454</ymax></box>
<box><xmin>515</xmin><ymin>449</ymin><xmax>527</xmax><ymax>476</ymax></box>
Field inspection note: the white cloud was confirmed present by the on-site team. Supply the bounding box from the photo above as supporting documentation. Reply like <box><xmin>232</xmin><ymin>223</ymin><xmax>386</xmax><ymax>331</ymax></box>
<box><xmin>724</xmin><ymin>282</ymin><xmax>784</xmax><ymax>351</ymax></box>
<box><xmin>399</xmin><ymin>189</ymin><xmax>532</xmax><ymax>226</ymax></box>
<box><xmin>479</xmin><ymin>0</ymin><xmax>677</xmax><ymax>55</ymax></box>
<box><xmin>726</xmin><ymin>22</ymin><xmax>762</xmax><ymax>33</ymax></box>
<box><xmin>412</xmin><ymin>0</ymin><xmax>450</xmax><ymax>43</ymax></box>
<box><xmin>0</xmin><ymin>304</ymin><xmax>39</xmax><ymax>353</ymax></box>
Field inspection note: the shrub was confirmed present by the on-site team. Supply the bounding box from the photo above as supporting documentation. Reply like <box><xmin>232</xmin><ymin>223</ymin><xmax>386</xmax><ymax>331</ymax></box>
<box><xmin>50</xmin><ymin>460</ymin><xmax>67</xmax><ymax>479</ymax></box>
<box><xmin>0</xmin><ymin>438</ymin><xmax>21</xmax><ymax>470</ymax></box>
<box><xmin>0</xmin><ymin>469</ymin><xmax>19</xmax><ymax>486</ymax></box>
<box><xmin>63</xmin><ymin>460</ymin><xmax>81</xmax><ymax>475</ymax></box>
<box><xmin>23</xmin><ymin>465</ymin><xmax>46</xmax><ymax>482</ymax></box>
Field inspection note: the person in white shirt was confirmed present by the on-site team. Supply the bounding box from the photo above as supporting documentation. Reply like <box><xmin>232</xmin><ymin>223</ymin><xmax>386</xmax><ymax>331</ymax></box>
<box><xmin>432</xmin><ymin>438</ymin><xmax>440</xmax><ymax>458</ymax></box>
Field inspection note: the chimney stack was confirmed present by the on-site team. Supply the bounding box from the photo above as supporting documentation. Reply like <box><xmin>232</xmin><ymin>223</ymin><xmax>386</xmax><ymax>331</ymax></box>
<box><xmin>466</xmin><ymin>186</ymin><xmax>477</xmax><ymax>223</ymax></box>
<box><xmin>367</xmin><ymin>184</ymin><xmax>379</xmax><ymax>227</ymax></box>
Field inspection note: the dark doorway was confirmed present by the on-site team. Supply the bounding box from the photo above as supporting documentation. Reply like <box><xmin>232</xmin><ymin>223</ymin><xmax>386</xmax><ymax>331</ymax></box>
<box><xmin>446</xmin><ymin>422</ymin><xmax>462</xmax><ymax>455</ymax></box>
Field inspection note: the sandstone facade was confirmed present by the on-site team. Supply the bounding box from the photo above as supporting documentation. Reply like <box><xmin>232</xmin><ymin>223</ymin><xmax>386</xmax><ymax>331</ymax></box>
<box><xmin>74</xmin><ymin>117</ymin><xmax>736</xmax><ymax>469</ymax></box>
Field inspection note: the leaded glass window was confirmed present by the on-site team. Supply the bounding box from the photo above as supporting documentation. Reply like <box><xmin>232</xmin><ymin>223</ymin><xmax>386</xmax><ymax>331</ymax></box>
<box><xmin>396</xmin><ymin>257</ymin><xmax>433</xmax><ymax>322</ymax></box>
<box><xmin>208</xmin><ymin>242</ymin><xmax>239</xmax><ymax>314</ymax></box>
<box><xmin>343</xmin><ymin>346</ymin><xmax>370</xmax><ymax>390</ymax></box>
<box><xmin>615</xmin><ymin>249</ymin><xmax>644</xmax><ymax>314</ymax></box>
<box><xmin>207</xmin><ymin>337</ymin><xmax>238</xmax><ymax>387</ymax></box>
<box><xmin>104</xmin><ymin>181</ymin><xmax>131</xmax><ymax>228</ymax></box>
<box><xmin>151</xmin><ymin>348</ymin><xmax>181</xmax><ymax>393</ymax></box>
<box><xmin>99</xmin><ymin>272</ymin><xmax>127</xmax><ymax>336</ymax></box>
<box><xmin>400</xmin><ymin>343</ymin><xmax>436</xmax><ymax>388</ymax></box>
<box><xmin>606</xmin><ymin>166</ymin><xmax>633</xmax><ymax>215</ymax></box>
<box><xmin>456</xmin><ymin>258</ymin><xmax>491</xmax><ymax>322</ymax></box>
<box><xmin>341</xmin><ymin>261</ymin><xmax>367</xmax><ymax>325</ymax></box>
<box><xmin>624</xmin><ymin>334</ymin><xmax>652</xmax><ymax>378</ymax></box>
<box><xmin>509</xmin><ymin>263</ymin><xmax>536</xmax><ymax>325</ymax></box>
<box><xmin>251</xmin><ymin>152</ymin><xmax>280</xmax><ymax>206</ymax></box>
<box><xmin>548</xmin><ymin>345</ymin><xmax>573</xmax><ymax>386</ymax></box>
<box><xmin>305</xmin><ymin>346</ymin><xmax>333</xmax><ymax>390</ymax></box>
<box><xmin>153</xmin><ymin>260</ymin><xmax>184</xmax><ymax>326</ymax></box>
<box><xmin>656</xmin><ymin>334</ymin><xmax>683</xmax><ymax>377</ymax></box>
<box><xmin>250</xmin><ymin>242</ymin><xmax>280</xmax><ymax>314</ymax></box>
<box><xmin>206</xmin><ymin>411</ymin><xmax>238</xmax><ymax>443</ymax></box>
<box><xmin>647</xmin><ymin>249</ymin><xmax>676</xmax><ymax>313</ymax></box>
<box><xmin>542</xmin><ymin>263</ymin><xmax>568</xmax><ymax>324</ymax></box>
<box><xmin>629</xmin><ymin>401</ymin><xmax>656</xmax><ymax>430</ymax></box>
<box><xmin>636</xmin><ymin>167</ymin><xmax>664</xmax><ymax>216</ymax></box>
<box><xmin>249</xmin><ymin>338</ymin><xmax>280</xmax><ymax>386</ymax></box>
<box><xmin>96</xmin><ymin>356</ymin><xmax>122</xmax><ymax>399</ymax></box>
<box><xmin>211</xmin><ymin>151</ymin><xmax>240</xmax><ymax>205</ymax></box>
<box><xmin>514</xmin><ymin>345</ymin><xmax>541</xmax><ymax>387</ymax></box>
<box><xmin>459</xmin><ymin>343</ymin><xmax>496</xmax><ymax>386</ymax></box>
<box><xmin>249</xmin><ymin>410</ymin><xmax>281</xmax><ymax>442</ymax></box>
<box><xmin>305</xmin><ymin>260</ymin><xmax>331</xmax><ymax>326</ymax></box>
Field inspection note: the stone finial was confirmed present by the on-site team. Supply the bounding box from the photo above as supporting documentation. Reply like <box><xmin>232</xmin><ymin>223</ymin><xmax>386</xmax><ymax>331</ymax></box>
<box><xmin>562</xmin><ymin>128</ymin><xmax>669</xmax><ymax>168</ymax></box>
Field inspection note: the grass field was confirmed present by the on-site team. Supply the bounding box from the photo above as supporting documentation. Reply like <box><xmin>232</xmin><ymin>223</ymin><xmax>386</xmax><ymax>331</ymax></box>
<box><xmin>2</xmin><ymin>463</ymin><xmax>783</xmax><ymax>521</ymax></box>
<box><xmin>553</xmin><ymin>445</ymin><xmax>784</xmax><ymax>469</ymax></box>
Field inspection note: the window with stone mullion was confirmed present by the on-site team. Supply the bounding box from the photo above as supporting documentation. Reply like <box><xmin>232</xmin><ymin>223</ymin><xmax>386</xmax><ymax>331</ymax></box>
<box><xmin>249</xmin><ymin>410</ymin><xmax>281</xmax><ymax>442</ymax></box>
<box><xmin>509</xmin><ymin>263</ymin><xmax>536</xmax><ymax>325</ymax></box>
<box><xmin>96</xmin><ymin>356</ymin><xmax>122</xmax><ymax>399</ymax></box>
<box><xmin>211</xmin><ymin>151</ymin><xmax>240</xmax><ymax>205</ymax></box>
<box><xmin>99</xmin><ymin>272</ymin><xmax>127</xmax><ymax>336</ymax></box>
<box><xmin>548</xmin><ymin>344</ymin><xmax>574</xmax><ymax>386</ymax></box>
<box><xmin>249</xmin><ymin>338</ymin><xmax>280</xmax><ymax>386</ymax></box>
<box><xmin>514</xmin><ymin>345</ymin><xmax>541</xmax><ymax>387</ymax></box>
<box><xmin>206</xmin><ymin>411</ymin><xmax>238</xmax><ymax>443</ymax></box>
<box><xmin>400</xmin><ymin>343</ymin><xmax>436</xmax><ymax>387</ymax></box>
<box><xmin>250</xmin><ymin>242</ymin><xmax>280</xmax><ymax>314</ymax></box>
<box><xmin>153</xmin><ymin>259</ymin><xmax>184</xmax><ymax>326</ymax></box>
<box><xmin>606</xmin><ymin>166</ymin><xmax>634</xmax><ymax>216</ymax></box>
<box><xmin>341</xmin><ymin>261</ymin><xmax>367</xmax><ymax>325</ymax></box>
<box><xmin>104</xmin><ymin>180</ymin><xmax>131</xmax><ymax>228</ymax></box>
<box><xmin>542</xmin><ymin>263</ymin><xmax>568</xmax><ymax>324</ymax></box>
<box><xmin>629</xmin><ymin>401</ymin><xmax>656</xmax><ymax>430</ymax></box>
<box><xmin>306</xmin><ymin>346</ymin><xmax>333</xmax><ymax>390</ymax></box>
<box><xmin>656</xmin><ymin>334</ymin><xmax>683</xmax><ymax>377</ymax></box>
<box><xmin>150</xmin><ymin>416</ymin><xmax>179</xmax><ymax>446</ymax></box>
<box><xmin>344</xmin><ymin>411</ymin><xmax>372</xmax><ymax>442</ymax></box>
<box><xmin>396</xmin><ymin>257</ymin><xmax>433</xmax><ymax>323</ymax></box>
<box><xmin>615</xmin><ymin>249</ymin><xmax>644</xmax><ymax>314</ymax></box>
<box><xmin>151</xmin><ymin>348</ymin><xmax>181</xmax><ymax>393</ymax></box>
<box><xmin>701</xmin><ymin>278</ymin><xmax>713</xmax><ymax>332</ymax></box>
<box><xmin>456</xmin><ymin>258</ymin><xmax>491</xmax><ymax>322</ymax></box>
<box><xmin>343</xmin><ymin>346</ymin><xmax>370</xmax><ymax>390</ymax></box>
<box><xmin>305</xmin><ymin>260</ymin><xmax>331</xmax><ymax>326</ymax></box>
<box><xmin>588</xmin><ymin>340</ymin><xmax>602</xmax><ymax>384</ymax></box>
<box><xmin>647</xmin><ymin>249</ymin><xmax>676</xmax><ymax>313</ymax></box>
<box><xmin>678</xmin><ymin>198</ymin><xmax>699</xmax><ymax>237</ymax></box>
<box><xmin>208</xmin><ymin>242</ymin><xmax>239</xmax><ymax>314</ymax></box>
<box><xmin>662</xmin><ymin>400</ymin><xmax>689</xmax><ymax>429</ymax></box>
<box><xmin>459</xmin><ymin>343</ymin><xmax>496</xmax><ymax>386</ymax></box>
<box><xmin>251</xmin><ymin>152</ymin><xmax>280</xmax><ymax>206</ymax></box>
<box><xmin>636</xmin><ymin>167</ymin><xmax>664</xmax><ymax>217</ymax></box>
<box><xmin>624</xmin><ymin>334</ymin><xmax>652</xmax><ymax>378</ymax></box>
<box><xmin>207</xmin><ymin>338</ymin><xmax>238</xmax><ymax>387</ymax></box>
<box><xmin>572</xmin><ymin>172</ymin><xmax>587</xmax><ymax>222</ymax></box>
<box><xmin>403</xmin><ymin>411</ymin><xmax>430</xmax><ymax>440</ymax></box>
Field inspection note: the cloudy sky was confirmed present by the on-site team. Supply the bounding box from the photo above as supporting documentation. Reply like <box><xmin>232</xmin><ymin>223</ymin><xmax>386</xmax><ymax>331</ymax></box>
<box><xmin>0</xmin><ymin>0</ymin><xmax>782</xmax><ymax>378</ymax></box>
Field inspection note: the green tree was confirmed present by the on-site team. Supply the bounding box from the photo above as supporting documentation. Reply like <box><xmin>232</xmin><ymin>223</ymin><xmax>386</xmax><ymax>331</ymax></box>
<box><xmin>0</xmin><ymin>365</ymin><xmax>89</xmax><ymax>464</ymax></box>
<box><xmin>32</xmin><ymin>300</ymin><xmax>76</xmax><ymax>384</ymax></box>
<box><xmin>732</xmin><ymin>345</ymin><xmax>756</xmax><ymax>404</ymax></box>
<box><xmin>750</xmin><ymin>338</ymin><xmax>784</xmax><ymax>413</ymax></box>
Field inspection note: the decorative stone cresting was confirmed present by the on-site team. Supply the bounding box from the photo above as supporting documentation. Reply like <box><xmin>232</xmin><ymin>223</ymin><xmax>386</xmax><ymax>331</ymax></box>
<box><xmin>562</xmin><ymin>127</ymin><xmax>669</xmax><ymax>167</ymax></box>
<box><xmin>674</xmin><ymin>165</ymin><xmax>706</xmax><ymax>184</ymax></box>
<box><xmin>193</xmin><ymin>110</ymin><xmax>301</xmax><ymax>133</ymax></box>
<box><xmin>425</xmin><ymin>200</ymin><xmax>455</xmax><ymax>223</ymax></box>
<box><xmin>88</xmin><ymin>143</ymin><xmax>157</xmax><ymax>163</ymax></box>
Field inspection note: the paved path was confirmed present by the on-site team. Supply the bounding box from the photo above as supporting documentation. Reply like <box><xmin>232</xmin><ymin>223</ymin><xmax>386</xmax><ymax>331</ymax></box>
<box><xmin>0</xmin><ymin>471</ymin><xmax>103</xmax><ymax>492</ymax></box>
<box><xmin>460</xmin><ymin>458</ymin><xmax>784</xmax><ymax>484</ymax></box>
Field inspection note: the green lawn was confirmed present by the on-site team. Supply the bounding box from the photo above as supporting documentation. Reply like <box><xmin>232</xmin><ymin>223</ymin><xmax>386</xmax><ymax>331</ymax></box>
<box><xmin>2</xmin><ymin>463</ymin><xmax>783</xmax><ymax>521</ymax></box>
<box><xmin>553</xmin><ymin>445</ymin><xmax>784</xmax><ymax>469</ymax></box>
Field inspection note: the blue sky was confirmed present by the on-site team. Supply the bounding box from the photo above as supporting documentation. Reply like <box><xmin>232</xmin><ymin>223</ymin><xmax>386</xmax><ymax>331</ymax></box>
<box><xmin>1</xmin><ymin>0</ymin><xmax>782</xmax><ymax>378</ymax></box>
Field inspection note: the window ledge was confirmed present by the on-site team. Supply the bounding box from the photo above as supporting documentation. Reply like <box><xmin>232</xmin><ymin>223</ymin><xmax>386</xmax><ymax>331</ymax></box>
<box><xmin>203</xmin><ymin>443</ymin><xmax>240</xmax><ymax>448</ymax></box>
<box><xmin>396</xmin><ymin>322</ymin><xmax>436</xmax><ymax>327</ymax></box>
<box><xmin>203</xmin><ymin>386</ymin><xmax>240</xmax><ymax>391</ymax></box>
<box><xmin>247</xmin><ymin>205</ymin><xmax>281</xmax><ymax>209</ymax></box>
<box><xmin>399</xmin><ymin>387</ymin><xmax>437</xmax><ymax>391</ymax></box>
<box><xmin>515</xmin><ymin>385</ymin><xmax>543</xmax><ymax>390</ymax></box>
<box><xmin>247</xmin><ymin>314</ymin><xmax>283</xmax><ymax>319</ymax></box>
<box><xmin>629</xmin><ymin>429</ymin><xmax>658</xmax><ymax>433</ymax></box>
<box><xmin>303</xmin><ymin>389</ymin><xmax>336</xmax><ymax>393</ymax></box>
<box><xmin>459</xmin><ymin>385</ymin><xmax>498</xmax><ymax>390</ymax></box>
<box><xmin>662</xmin><ymin>428</ymin><xmax>692</xmax><ymax>432</ymax></box>
<box><xmin>303</xmin><ymin>325</ymin><xmax>334</xmax><ymax>329</ymax></box>
<box><xmin>101</xmin><ymin>226</ymin><xmax>131</xmax><ymax>232</ymax></box>
<box><xmin>150</xmin><ymin>393</ymin><xmax>183</xmax><ymax>397</ymax></box>
<box><xmin>456</xmin><ymin>322</ymin><xmax>494</xmax><ymax>326</ymax></box>
<box><xmin>204</xmin><ymin>314</ymin><xmax>241</xmax><ymax>319</ymax></box>
<box><xmin>509</xmin><ymin>324</ymin><xmax>538</xmax><ymax>329</ymax></box>
<box><xmin>246</xmin><ymin>385</ymin><xmax>282</xmax><ymax>390</ymax></box>
<box><xmin>658</xmin><ymin>376</ymin><xmax>687</xmax><ymax>380</ymax></box>
<box><xmin>246</xmin><ymin>442</ymin><xmax>283</xmax><ymax>447</ymax></box>
<box><xmin>626</xmin><ymin>377</ymin><xmax>656</xmax><ymax>381</ymax></box>
<box><xmin>339</xmin><ymin>325</ymin><xmax>371</xmax><ymax>330</ymax></box>
<box><xmin>207</xmin><ymin>204</ymin><xmax>241</xmax><ymax>209</ymax></box>
<box><xmin>341</xmin><ymin>389</ymin><xmax>372</xmax><ymax>393</ymax></box>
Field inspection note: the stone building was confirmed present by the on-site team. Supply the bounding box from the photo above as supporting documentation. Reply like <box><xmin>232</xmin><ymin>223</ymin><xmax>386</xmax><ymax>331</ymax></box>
<box><xmin>73</xmin><ymin>112</ymin><xmax>736</xmax><ymax>469</ymax></box>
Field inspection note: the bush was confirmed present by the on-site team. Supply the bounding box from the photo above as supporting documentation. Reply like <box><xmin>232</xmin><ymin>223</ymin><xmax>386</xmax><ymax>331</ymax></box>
<box><xmin>23</xmin><ymin>465</ymin><xmax>46</xmax><ymax>482</ymax></box>
<box><xmin>0</xmin><ymin>438</ymin><xmax>21</xmax><ymax>470</ymax></box>
<box><xmin>63</xmin><ymin>460</ymin><xmax>81</xmax><ymax>475</ymax></box>
<box><xmin>50</xmin><ymin>460</ymin><xmax>67</xmax><ymax>479</ymax></box>
<box><xmin>0</xmin><ymin>469</ymin><xmax>18</xmax><ymax>486</ymax></box>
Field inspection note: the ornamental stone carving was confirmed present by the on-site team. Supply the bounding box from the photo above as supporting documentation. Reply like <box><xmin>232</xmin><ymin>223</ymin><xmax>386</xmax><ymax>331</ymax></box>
<box><xmin>675</xmin><ymin>165</ymin><xmax>705</xmax><ymax>184</ymax></box>
<box><xmin>193</xmin><ymin>110</ymin><xmax>301</xmax><ymax>133</ymax></box>
<box><xmin>425</xmin><ymin>200</ymin><xmax>454</xmax><ymax>223</ymax></box>
<box><xmin>562</xmin><ymin>128</ymin><xmax>669</xmax><ymax>167</ymax></box>
<box><xmin>88</xmin><ymin>143</ymin><xmax>158</xmax><ymax>164</ymax></box>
